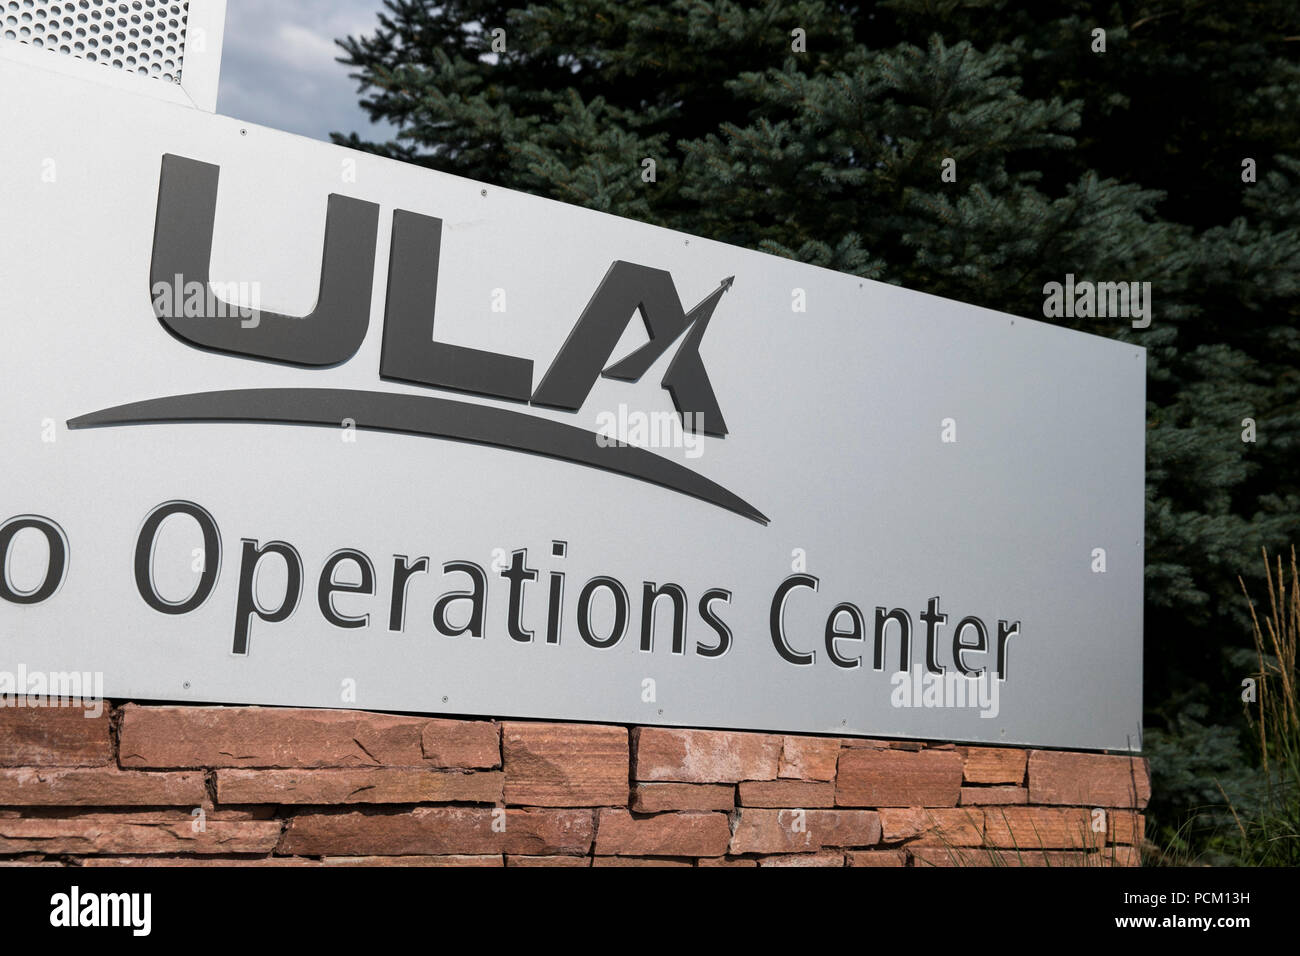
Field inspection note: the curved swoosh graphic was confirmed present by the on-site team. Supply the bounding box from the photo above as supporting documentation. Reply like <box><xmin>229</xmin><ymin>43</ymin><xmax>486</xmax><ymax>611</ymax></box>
<box><xmin>67</xmin><ymin>388</ymin><xmax>768</xmax><ymax>525</ymax></box>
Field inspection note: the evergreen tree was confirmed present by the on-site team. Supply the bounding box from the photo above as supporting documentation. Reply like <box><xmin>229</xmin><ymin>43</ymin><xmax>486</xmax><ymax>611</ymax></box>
<box><xmin>335</xmin><ymin>0</ymin><xmax>1300</xmax><ymax>854</ymax></box>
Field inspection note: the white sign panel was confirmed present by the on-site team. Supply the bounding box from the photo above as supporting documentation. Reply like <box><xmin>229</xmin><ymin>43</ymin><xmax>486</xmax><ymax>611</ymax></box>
<box><xmin>0</xmin><ymin>57</ymin><xmax>1145</xmax><ymax>751</ymax></box>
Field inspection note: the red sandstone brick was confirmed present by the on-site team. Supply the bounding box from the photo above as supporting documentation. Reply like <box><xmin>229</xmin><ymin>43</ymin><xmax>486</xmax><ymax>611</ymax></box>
<box><xmin>697</xmin><ymin>857</ymin><xmax>758</xmax><ymax>867</ymax></box>
<box><xmin>197</xmin><ymin>807</ymin><xmax>277</xmax><ymax>820</ymax></box>
<box><xmin>1027</xmin><ymin>751</ymin><xmax>1151</xmax><ymax>808</ymax></box>
<box><xmin>508</xmin><ymin>855</ymin><xmax>592</xmax><ymax>867</ymax></box>
<box><xmin>502</xmin><ymin>722</ymin><xmax>628</xmax><ymax>807</ymax></box>
<box><xmin>118</xmin><ymin>705</ymin><xmax>430</xmax><ymax>768</ymax></box>
<box><xmin>100</xmin><ymin>853</ymin><xmax>512</xmax><ymax>868</ymax></box>
<box><xmin>82</xmin><ymin>857</ymin><xmax>320</xmax><ymax>867</ymax></box>
<box><xmin>906</xmin><ymin>846</ymin><xmax>966</xmax><ymax>867</ymax></box>
<box><xmin>0</xmin><ymin>857</ymin><xmax>63</xmax><ymax>866</ymax></box>
<box><xmin>960</xmin><ymin>786</ymin><xmax>1028</xmax><ymax>805</ymax></box>
<box><xmin>738</xmin><ymin>780</ymin><xmax>835</xmax><ymax>808</ymax></box>
<box><xmin>631</xmin><ymin>783</ymin><xmax>734</xmax><ymax>812</ymax></box>
<box><xmin>279</xmin><ymin>807</ymin><xmax>593</xmax><ymax>856</ymax></box>
<box><xmin>778</xmin><ymin>736</ymin><xmax>840</xmax><ymax>781</ymax></box>
<box><xmin>633</xmin><ymin>727</ymin><xmax>780</xmax><ymax>783</ymax></box>
<box><xmin>879</xmin><ymin>807</ymin><xmax>984</xmax><ymax>845</ymax></box>
<box><xmin>0</xmin><ymin>811</ymin><xmax>280</xmax><ymax>854</ymax></box>
<box><xmin>85</xmin><ymin>855</ymin><xmax>506</xmax><ymax>867</ymax></box>
<box><xmin>594</xmin><ymin>809</ymin><xmax>730</xmax><ymax>857</ymax></box>
<box><xmin>729</xmin><ymin>808</ymin><xmax>880</xmax><ymax>854</ymax></box>
<box><xmin>1095</xmin><ymin>845</ymin><xmax>1142</xmax><ymax>867</ymax></box>
<box><xmin>836</xmin><ymin>748</ymin><xmax>962</xmax><ymax>807</ymax></box>
<box><xmin>758</xmin><ymin>851</ymin><xmax>844</xmax><ymax>866</ymax></box>
<box><xmin>0</xmin><ymin>767</ymin><xmax>205</xmax><ymax>805</ymax></box>
<box><xmin>322</xmin><ymin>855</ymin><xmax>502</xmax><ymax>867</ymax></box>
<box><xmin>910</xmin><ymin>846</ymin><xmax>1094</xmax><ymax>867</ymax></box>
<box><xmin>982</xmin><ymin>807</ymin><xmax>1144</xmax><ymax>849</ymax></box>
<box><xmin>1108</xmin><ymin>811</ymin><xmax>1145</xmax><ymax>845</ymax></box>
<box><xmin>847</xmin><ymin>849</ymin><xmax>908</xmax><ymax>867</ymax></box>
<box><xmin>960</xmin><ymin>747</ymin><xmax>1027</xmax><ymax>785</ymax></box>
<box><xmin>592</xmin><ymin>856</ymin><xmax>691</xmax><ymax>867</ymax></box>
<box><xmin>419</xmin><ymin>719</ymin><xmax>501</xmax><ymax>769</ymax></box>
<box><xmin>216</xmin><ymin>768</ymin><xmax>502</xmax><ymax>804</ymax></box>
<box><xmin>0</xmin><ymin>707</ymin><xmax>111</xmax><ymax>766</ymax></box>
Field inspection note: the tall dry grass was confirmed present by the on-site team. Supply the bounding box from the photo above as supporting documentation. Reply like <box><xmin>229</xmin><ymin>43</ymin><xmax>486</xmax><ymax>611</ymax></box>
<box><xmin>1231</xmin><ymin>546</ymin><xmax>1300</xmax><ymax>865</ymax></box>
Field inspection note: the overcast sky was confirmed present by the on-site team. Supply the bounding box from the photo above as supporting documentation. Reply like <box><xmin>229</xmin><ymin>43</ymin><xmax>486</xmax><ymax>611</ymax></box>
<box><xmin>216</xmin><ymin>0</ymin><xmax>396</xmax><ymax>143</ymax></box>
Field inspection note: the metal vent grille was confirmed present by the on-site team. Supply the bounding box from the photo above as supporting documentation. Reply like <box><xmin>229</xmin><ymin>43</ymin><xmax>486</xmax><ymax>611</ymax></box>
<box><xmin>2</xmin><ymin>0</ymin><xmax>188</xmax><ymax>83</ymax></box>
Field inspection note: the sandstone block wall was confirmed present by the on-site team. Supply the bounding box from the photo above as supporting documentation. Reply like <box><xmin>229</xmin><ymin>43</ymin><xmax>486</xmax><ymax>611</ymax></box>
<box><xmin>0</xmin><ymin>702</ymin><xmax>1150</xmax><ymax>867</ymax></box>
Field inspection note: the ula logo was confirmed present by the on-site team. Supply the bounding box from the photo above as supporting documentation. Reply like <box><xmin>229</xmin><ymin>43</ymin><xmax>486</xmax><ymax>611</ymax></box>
<box><xmin>69</xmin><ymin>155</ymin><xmax>766</xmax><ymax>523</ymax></box>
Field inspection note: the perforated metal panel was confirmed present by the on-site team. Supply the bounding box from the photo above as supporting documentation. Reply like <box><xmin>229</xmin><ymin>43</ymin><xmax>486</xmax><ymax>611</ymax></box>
<box><xmin>2</xmin><ymin>0</ymin><xmax>188</xmax><ymax>83</ymax></box>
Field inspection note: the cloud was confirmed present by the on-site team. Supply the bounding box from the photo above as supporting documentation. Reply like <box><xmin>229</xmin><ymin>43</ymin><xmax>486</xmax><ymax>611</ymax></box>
<box><xmin>215</xmin><ymin>0</ymin><xmax>395</xmax><ymax>143</ymax></box>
